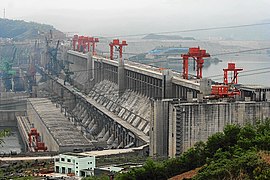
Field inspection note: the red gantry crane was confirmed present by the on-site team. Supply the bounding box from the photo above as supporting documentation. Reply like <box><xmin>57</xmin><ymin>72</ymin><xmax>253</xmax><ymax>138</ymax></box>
<box><xmin>28</xmin><ymin>127</ymin><xmax>47</xmax><ymax>152</ymax></box>
<box><xmin>211</xmin><ymin>62</ymin><xmax>243</xmax><ymax>98</ymax></box>
<box><xmin>72</xmin><ymin>35</ymin><xmax>99</xmax><ymax>55</ymax></box>
<box><xmin>109</xmin><ymin>39</ymin><xmax>128</xmax><ymax>60</ymax></box>
<box><xmin>181</xmin><ymin>47</ymin><xmax>210</xmax><ymax>79</ymax></box>
<box><xmin>88</xmin><ymin>37</ymin><xmax>99</xmax><ymax>55</ymax></box>
<box><xmin>72</xmin><ymin>35</ymin><xmax>79</xmax><ymax>51</ymax></box>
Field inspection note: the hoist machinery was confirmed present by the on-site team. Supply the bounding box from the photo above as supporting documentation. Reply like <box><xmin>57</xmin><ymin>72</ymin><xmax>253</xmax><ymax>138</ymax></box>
<box><xmin>211</xmin><ymin>63</ymin><xmax>243</xmax><ymax>98</ymax></box>
<box><xmin>28</xmin><ymin>128</ymin><xmax>47</xmax><ymax>152</ymax></box>
<box><xmin>109</xmin><ymin>39</ymin><xmax>128</xmax><ymax>60</ymax></box>
<box><xmin>72</xmin><ymin>35</ymin><xmax>99</xmax><ymax>55</ymax></box>
<box><xmin>181</xmin><ymin>47</ymin><xmax>210</xmax><ymax>79</ymax></box>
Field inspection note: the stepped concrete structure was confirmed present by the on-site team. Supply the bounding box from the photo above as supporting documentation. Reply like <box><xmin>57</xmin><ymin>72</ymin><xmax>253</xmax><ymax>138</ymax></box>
<box><xmin>27</xmin><ymin>49</ymin><xmax>270</xmax><ymax>157</ymax></box>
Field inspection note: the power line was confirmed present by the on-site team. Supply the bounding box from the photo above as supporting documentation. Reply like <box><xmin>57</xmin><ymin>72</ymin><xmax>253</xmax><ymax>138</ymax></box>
<box><xmin>2</xmin><ymin>67</ymin><xmax>269</xmax><ymax>110</ymax></box>
<box><xmin>131</xmin><ymin>47</ymin><xmax>270</xmax><ymax>65</ymax></box>
<box><xmin>210</xmin><ymin>70</ymin><xmax>270</xmax><ymax>81</ymax></box>
<box><xmin>1</xmin><ymin>67</ymin><xmax>270</xmax><ymax>110</ymax></box>
<box><xmin>98</xmin><ymin>22</ymin><xmax>270</xmax><ymax>38</ymax></box>
<box><xmin>211</xmin><ymin>47</ymin><xmax>270</xmax><ymax>56</ymax></box>
<box><xmin>1</xmin><ymin>46</ymin><xmax>270</xmax><ymax>90</ymax></box>
<box><xmin>206</xmin><ymin>66</ymin><xmax>270</xmax><ymax>79</ymax></box>
<box><xmin>0</xmin><ymin>51</ymin><xmax>269</xmax><ymax>84</ymax></box>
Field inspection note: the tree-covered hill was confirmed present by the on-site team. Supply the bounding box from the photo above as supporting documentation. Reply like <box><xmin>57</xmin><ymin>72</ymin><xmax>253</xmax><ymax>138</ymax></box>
<box><xmin>84</xmin><ymin>120</ymin><xmax>270</xmax><ymax>180</ymax></box>
<box><xmin>0</xmin><ymin>18</ymin><xmax>65</xmax><ymax>40</ymax></box>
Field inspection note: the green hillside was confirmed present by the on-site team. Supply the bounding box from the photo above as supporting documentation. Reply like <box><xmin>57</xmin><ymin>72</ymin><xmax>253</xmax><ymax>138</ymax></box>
<box><xmin>0</xmin><ymin>18</ymin><xmax>65</xmax><ymax>40</ymax></box>
<box><xmin>84</xmin><ymin>120</ymin><xmax>270</xmax><ymax>180</ymax></box>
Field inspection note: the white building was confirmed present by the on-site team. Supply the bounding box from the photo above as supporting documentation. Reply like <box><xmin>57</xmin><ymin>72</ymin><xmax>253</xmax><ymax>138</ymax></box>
<box><xmin>55</xmin><ymin>153</ymin><xmax>95</xmax><ymax>177</ymax></box>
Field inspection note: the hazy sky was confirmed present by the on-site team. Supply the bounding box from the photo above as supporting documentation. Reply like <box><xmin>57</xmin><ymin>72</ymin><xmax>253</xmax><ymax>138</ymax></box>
<box><xmin>1</xmin><ymin>0</ymin><xmax>270</xmax><ymax>37</ymax></box>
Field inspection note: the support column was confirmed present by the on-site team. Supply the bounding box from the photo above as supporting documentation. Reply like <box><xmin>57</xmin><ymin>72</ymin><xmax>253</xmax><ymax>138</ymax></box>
<box><xmin>150</xmin><ymin>100</ymin><xmax>172</xmax><ymax>157</ymax></box>
<box><xmin>162</xmin><ymin>69</ymin><xmax>173</xmax><ymax>99</ymax></box>
<box><xmin>31</xmin><ymin>86</ymin><xmax>37</xmax><ymax>98</ymax></box>
<box><xmin>118</xmin><ymin>58</ymin><xmax>126</xmax><ymax>96</ymax></box>
<box><xmin>85</xmin><ymin>53</ymin><xmax>94</xmax><ymax>93</ymax></box>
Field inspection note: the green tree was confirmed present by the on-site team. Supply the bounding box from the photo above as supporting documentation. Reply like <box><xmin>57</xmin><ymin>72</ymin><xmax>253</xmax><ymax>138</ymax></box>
<box><xmin>237</xmin><ymin>124</ymin><xmax>257</xmax><ymax>150</ymax></box>
<box><xmin>0</xmin><ymin>128</ymin><xmax>10</xmax><ymax>145</ymax></box>
<box><xmin>115</xmin><ymin>120</ymin><xmax>270</xmax><ymax>180</ymax></box>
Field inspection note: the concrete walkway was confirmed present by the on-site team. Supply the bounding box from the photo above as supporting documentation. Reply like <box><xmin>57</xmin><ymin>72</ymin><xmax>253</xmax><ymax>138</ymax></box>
<box><xmin>0</xmin><ymin>155</ymin><xmax>58</xmax><ymax>161</ymax></box>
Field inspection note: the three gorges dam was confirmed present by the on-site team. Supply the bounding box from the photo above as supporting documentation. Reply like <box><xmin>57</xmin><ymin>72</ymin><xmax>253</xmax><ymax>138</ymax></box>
<box><xmin>2</xmin><ymin>35</ymin><xmax>270</xmax><ymax>158</ymax></box>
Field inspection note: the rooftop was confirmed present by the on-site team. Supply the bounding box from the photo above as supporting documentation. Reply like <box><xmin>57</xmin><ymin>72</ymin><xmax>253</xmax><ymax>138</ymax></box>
<box><xmin>62</xmin><ymin>152</ymin><xmax>92</xmax><ymax>158</ymax></box>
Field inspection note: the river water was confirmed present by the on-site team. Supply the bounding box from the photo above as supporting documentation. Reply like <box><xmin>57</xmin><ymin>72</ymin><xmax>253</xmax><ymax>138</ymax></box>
<box><xmin>203</xmin><ymin>54</ymin><xmax>270</xmax><ymax>86</ymax></box>
<box><xmin>157</xmin><ymin>53</ymin><xmax>270</xmax><ymax>86</ymax></box>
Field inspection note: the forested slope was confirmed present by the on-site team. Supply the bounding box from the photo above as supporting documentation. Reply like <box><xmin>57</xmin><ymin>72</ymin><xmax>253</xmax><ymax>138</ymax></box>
<box><xmin>84</xmin><ymin>120</ymin><xmax>270</xmax><ymax>180</ymax></box>
<box><xmin>0</xmin><ymin>18</ymin><xmax>65</xmax><ymax>40</ymax></box>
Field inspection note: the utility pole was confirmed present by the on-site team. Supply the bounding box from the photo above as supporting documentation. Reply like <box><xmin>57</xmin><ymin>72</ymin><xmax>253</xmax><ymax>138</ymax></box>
<box><xmin>3</xmin><ymin>8</ymin><xmax>5</xmax><ymax>19</ymax></box>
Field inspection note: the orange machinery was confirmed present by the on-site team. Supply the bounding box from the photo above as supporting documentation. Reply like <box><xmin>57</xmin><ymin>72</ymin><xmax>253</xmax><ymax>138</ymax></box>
<box><xmin>28</xmin><ymin>128</ymin><xmax>47</xmax><ymax>152</ymax></box>
<box><xmin>72</xmin><ymin>35</ymin><xmax>99</xmax><ymax>55</ymax></box>
<box><xmin>109</xmin><ymin>39</ymin><xmax>128</xmax><ymax>60</ymax></box>
<box><xmin>181</xmin><ymin>47</ymin><xmax>210</xmax><ymax>79</ymax></box>
<box><xmin>211</xmin><ymin>63</ymin><xmax>243</xmax><ymax>98</ymax></box>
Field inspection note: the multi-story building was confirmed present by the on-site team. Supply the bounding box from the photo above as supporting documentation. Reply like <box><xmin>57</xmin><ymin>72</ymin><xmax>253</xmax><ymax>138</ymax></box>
<box><xmin>55</xmin><ymin>153</ymin><xmax>95</xmax><ymax>177</ymax></box>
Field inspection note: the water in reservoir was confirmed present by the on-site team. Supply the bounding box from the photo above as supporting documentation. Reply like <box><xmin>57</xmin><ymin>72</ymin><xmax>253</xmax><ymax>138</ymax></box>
<box><xmin>157</xmin><ymin>53</ymin><xmax>270</xmax><ymax>86</ymax></box>
<box><xmin>203</xmin><ymin>54</ymin><xmax>270</xmax><ymax>86</ymax></box>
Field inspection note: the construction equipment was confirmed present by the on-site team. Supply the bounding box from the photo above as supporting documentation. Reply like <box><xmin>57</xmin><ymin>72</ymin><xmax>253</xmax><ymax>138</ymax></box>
<box><xmin>45</xmin><ymin>35</ymin><xmax>60</xmax><ymax>76</ymax></box>
<box><xmin>88</xmin><ymin>37</ymin><xmax>99</xmax><ymax>55</ymax></box>
<box><xmin>72</xmin><ymin>35</ymin><xmax>79</xmax><ymax>51</ymax></box>
<box><xmin>28</xmin><ymin>127</ymin><xmax>47</xmax><ymax>152</ymax></box>
<box><xmin>63</xmin><ymin>61</ymin><xmax>74</xmax><ymax>85</ymax></box>
<box><xmin>211</xmin><ymin>63</ymin><xmax>243</xmax><ymax>98</ymax></box>
<box><xmin>72</xmin><ymin>35</ymin><xmax>99</xmax><ymax>55</ymax></box>
<box><xmin>109</xmin><ymin>39</ymin><xmax>128</xmax><ymax>60</ymax></box>
<box><xmin>181</xmin><ymin>47</ymin><xmax>210</xmax><ymax>79</ymax></box>
<box><xmin>27</xmin><ymin>54</ymin><xmax>36</xmax><ymax>94</ymax></box>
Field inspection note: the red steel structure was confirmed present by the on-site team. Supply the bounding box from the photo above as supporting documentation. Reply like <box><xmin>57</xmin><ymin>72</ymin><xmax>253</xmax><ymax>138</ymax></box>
<box><xmin>109</xmin><ymin>39</ymin><xmax>128</xmax><ymax>60</ymax></box>
<box><xmin>223</xmin><ymin>63</ymin><xmax>243</xmax><ymax>85</ymax></box>
<box><xmin>72</xmin><ymin>35</ymin><xmax>99</xmax><ymax>55</ymax></box>
<box><xmin>181</xmin><ymin>47</ymin><xmax>210</xmax><ymax>79</ymax></box>
<box><xmin>88</xmin><ymin>37</ymin><xmax>99</xmax><ymax>55</ymax></box>
<box><xmin>72</xmin><ymin>35</ymin><xmax>78</xmax><ymax>51</ymax></box>
<box><xmin>211</xmin><ymin>63</ymin><xmax>243</xmax><ymax>98</ymax></box>
<box><xmin>28</xmin><ymin>128</ymin><xmax>47</xmax><ymax>152</ymax></box>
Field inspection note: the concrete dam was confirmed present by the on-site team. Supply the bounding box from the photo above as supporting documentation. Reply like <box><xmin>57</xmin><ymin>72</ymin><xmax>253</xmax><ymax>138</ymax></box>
<box><xmin>14</xmin><ymin>46</ymin><xmax>270</xmax><ymax>157</ymax></box>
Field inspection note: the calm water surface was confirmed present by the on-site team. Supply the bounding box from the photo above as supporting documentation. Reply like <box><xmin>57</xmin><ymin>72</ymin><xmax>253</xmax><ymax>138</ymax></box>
<box><xmin>203</xmin><ymin>54</ymin><xmax>270</xmax><ymax>86</ymax></box>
